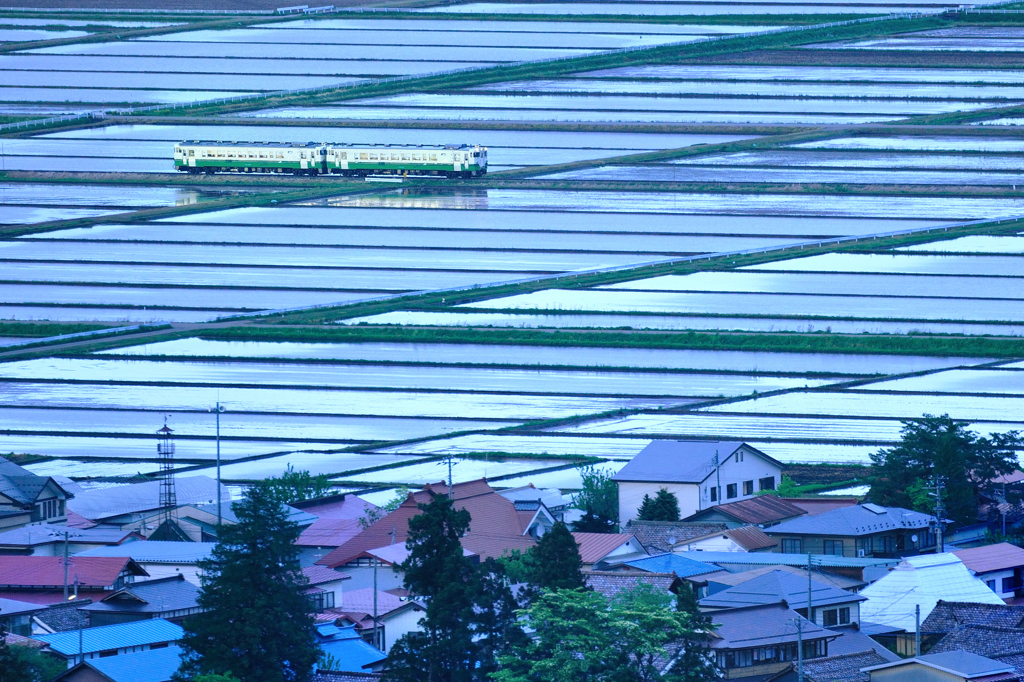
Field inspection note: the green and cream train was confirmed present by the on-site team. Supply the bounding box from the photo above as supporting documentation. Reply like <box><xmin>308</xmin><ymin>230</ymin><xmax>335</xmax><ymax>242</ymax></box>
<box><xmin>173</xmin><ymin>141</ymin><xmax>487</xmax><ymax>178</ymax></box>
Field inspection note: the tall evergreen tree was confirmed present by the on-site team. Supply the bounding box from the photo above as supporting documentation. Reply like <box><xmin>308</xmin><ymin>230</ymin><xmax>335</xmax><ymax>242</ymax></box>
<box><xmin>523</xmin><ymin>521</ymin><xmax>586</xmax><ymax>597</ymax></box>
<box><xmin>384</xmin><ymin>493</ymin><xmax>479</xmax><ymax>682</ymax></box>
<box><xmin>637</xmin><ymin>489</ymin><xmax>681</xmax><ymax>522</ymax></box>
<box><xmin>666</xmin><ymin>584</ymin><xmax>720</xmax><ymax>682</ymax></box>
<box><xmin>175</xmin><ymin>482</ymin><xmax>319</xmax><ymax>682</ymax></box>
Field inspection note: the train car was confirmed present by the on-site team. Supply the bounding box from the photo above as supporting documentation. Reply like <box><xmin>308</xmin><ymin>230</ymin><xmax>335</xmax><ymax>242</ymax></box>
<box><xmin>174</xmin><ymin>141</ymin><xmax>326</xmax><ymax>175</ymax></box>
<box><xmin>324</xmin><ymin>143</ymin><xmax>487</xmax><ymax>178</ymax></box>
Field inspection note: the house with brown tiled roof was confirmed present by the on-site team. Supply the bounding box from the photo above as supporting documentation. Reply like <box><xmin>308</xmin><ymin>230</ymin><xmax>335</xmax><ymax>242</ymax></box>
<box><xmin>772</xmin><ymin>650</ymin><xmax>899</xmax><ymax>682</ymax></box>
<box><xmin>317</xmin><ymin>480</ymin><xmax>538</xmax><ymax>570</ymax></box>
<box><xmin>586</xmin><ymin>570</ymin><xmax>680</xmax><ymax>601</ymax></box>
<box><xmin>684</xmin><ymin>495</ymin><xmax>807</xmax><ymax>529</ymax></box>
<box><xmin>625</xmin><ymin>520</ymin><xmax>729</xmax><ymax>554</ymax></box>
<box><xmin>922</xmin><ymin>601</ymin><xmax>1024</xmax><ymax>635</ymax></box>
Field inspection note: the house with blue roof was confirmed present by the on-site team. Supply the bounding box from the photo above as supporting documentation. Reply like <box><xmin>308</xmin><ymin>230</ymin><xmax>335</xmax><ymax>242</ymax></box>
<box><xmin>616</xmin><ymin>553</ymin><xmax>720</xmax><ymax>579</ymax></box>
<box><xmin>33</xmin><ymin>617</ymin><xmax>183</xmax><ymax>668</ymax></box>
<box><xmin>52</xmin><ymin>645</ymin><xmax>184</xmax><ymax>682</ymax></box>
<box><xmin>315</xmin><ymin>622</ymin><xmax>386</xmax><ymax>673</ymax></box>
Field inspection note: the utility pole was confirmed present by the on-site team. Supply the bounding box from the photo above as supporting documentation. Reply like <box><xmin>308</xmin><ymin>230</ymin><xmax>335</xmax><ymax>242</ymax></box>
<box><xmin>915</xmin><ymin>605</ymin><xmax>921</xmax><ymax>657</ymax></box>
<box><xmin>212</xmin><ymin>402</ymin><xmax>226</xmax><ymax>528</ymax></box>
<box><xmin>715</xmin><ymin>451</ymin><xmax>721</xmax><ymax>505</ymax></box>
<box><xmin>372</xmin><ymin>554</ymin><xmax>379</xmax><ymax>651</ymax></box>
<box><xmin>931</xmin><ymin>476</ymin><xmax>946</xmax><ymax>553</ymax></box>
<box><xmin>796</xmin><ymin>618</ymin><xmax>804</xmax><ymax>682</ymax></box>
<box><xmin>807</xmin><ymin>554</ymin><xmax>814</xmax><ymax>626</ymax></box>
<box><xmin>63</xmin><ymin>530</ymin><xmax>70</xmax><ymax>601</ymax></box>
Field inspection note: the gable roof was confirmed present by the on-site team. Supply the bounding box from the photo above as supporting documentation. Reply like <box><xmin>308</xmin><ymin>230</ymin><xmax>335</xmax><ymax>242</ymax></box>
<box><xmin>336</xmin><ymin>588</ymin><xmax>422</xmax><ymax>620</ymax></box>
<box><xmin>709</xmin><ymin>604</ymin><xmax>835</xmax><ymax>650</ymax></box>
<box><xmin>626</xmin><ymin>520</ymin><xmax>729</xmax><ymax>554</ymax></box>
<box><xmin>684</xmin><ymin>525</ymin><xmax>778</xmax><ymax>552</ymax></box>
<box><xmin>0</xmin><ymin>524</ymin><xmax>139</xmax><ymax>548</ymax></box>
<box><xmin>80</xmin><ymin>576</ymin><xmax>199</xmax><ymax>615</ymax></box>
<box><xmin>76</xmin><ymin>541</ymin><xmax>216</xmax><ymax>564</ymax></box>
<box><xmin>620</xmin><ymin>553</ymin><xmax>719</xmax><ymax>579</ymax></box>
<box><xmin>0</xmin><ymin>457</ymin><xmax>71</xmax><ymax>507</ymax></box>
<box><xmin>923</xmin><ymin>601</ymin><xmax>1024</xmax><ymax>633</ymax></box>
<box><xmin>0</xmin><ymin>556</ymin><xmax>147</xmax><ymax>589</ymax></box>
<box><xmin>317</xmin><ymin>479</ymin><xmax>535</xmax><ymax>568</ymax></box>
<box><xmin>826</xmin><ymin>628</ymin><xmax>901</xmax><ymax>663</ymax></box>
<box><xmin>783</xmin><ymin>498</ymin><xmax>861</xmax><ymax>516</ymax></box>
<box><xmin>304</xmin><ymin>565</ymin><xmax>351</xmax><ymax>587</ymax></box>
<box><xmin>293</xmin><ymin>493</ymin><xmax>376</xmax><ymax>520</ymax></box>
<box><xmin>34</xmin><ymin>618</ymin><xmax>183</xmax><ymax>655</ymax></box>
<box><xmin>612</xmin><ymin>441</ymin><xmax>778</xmax><ymax>484</ymax></box>
<box><xmin>929</xmin><ymin>624</ymin><xmax>1024</xmax><ymax>658</ymax></box>
<box><xmin>699</xmin><ymin>569</ymin><xmax>865</xmax><ymax>612</ymax></box>
<box><xmin>54</xmin><ymin>645</ymin><xmax>184</xmax><ymax>682</ymax></box>
<box><xmin>571</xmin><ymin>532</ymin><xmax>640</xmax><ymax>565</ymax></box>
<box><xmin>586</xmin><ymin>571</ymin><xmax>678</xmax><ymax>601</ymax></box>
<box><xmin>860</xmin><ymin>554</ymin><xmax>1006</xmax><ymax>631</ymax></box>
<box><xmin>686</xmin><ymin>495</ymin><xmax>806</xmax><ymax>526</ymax></box>
<box><xmin>953</xmin><ymin>543</ymin><xmax>1024</xmax><ymax>575</ymax></box>
<box><xmin>765</xmin><ymin>503</ymin><xmax>934</xmax><ymax>537</ymax></box>
<box><xmin>0</xmin><ymin>595</ymin><xmax>43</xmax><ymax>617</ymax></box>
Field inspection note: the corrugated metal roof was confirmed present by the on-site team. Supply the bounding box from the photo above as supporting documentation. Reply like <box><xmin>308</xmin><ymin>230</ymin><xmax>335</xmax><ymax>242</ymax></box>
<box><xmin>0</xmin><ymin>556</ymin><xmax>144</xmax><ymax>588</ymax></box>
<box><xmin>76</xmin><ymin>541</ymin><xmax>216</xmax><ymax>564</ymax></box>
<box><xmin>81</xmin><ymin>576</ymin><xmax>199</xmax><ymax>615</ymax></box>
<box><xmin>68</xmin><ymin>477</ymin><xmax>229</xmax><ymax>521</ymax></box>
<box><xmin>677</xmin><ymin>551</ymin><xmax>895</xmax><ymax>568</ymax></box>
<box><xmin>954</xmin><ymin>543</ymin><xmax>1024</xmax><ymax>576</ymax></box>
<box><xmin>624</xmin><ymin>553</ymin><xmax>719</xmax><ymax>578</ymax></box>
<box><xmin>709</xmin><ymin>604</ymin><xmax>834</xmax><ymax>649</ymax></box>
<box><xmin>699</xmin><ymin>569</ymin><xmax>865</xmax><ymax>611</ymax></box>
<box><xmin>34</xmin><ymin>618</ymin><xmax>183</xmax><ymax>655</ymax></box>
<box><xmin>0</xmin><ymin>595</ymin><xmax>43</xmax><ymax>616</ymax></box>
<box><xmin>688</xmin><ymin>495</ymin><xmax>806</xmax><ymax>526</ymax></box>
<box><xmin>723</xmin><ymin>526</ymin><xmax>778</xmax><ymax>551</ymax></box>
<box><xmin>572</xmin><ymin>532</ymin><xmax>638</xmax><ymax>565</ymax></box>
<box><xmin>83</xmin><ymin>645</ymin><xmax>183</xmax><ymax>682</ymax></box>
<box><xmin>860</xmin><ymin>553</ymin><xmax>1005</xmax><ymax>631</ymax></box>
<box><xmin>0</xmin><ymin>524</ymin><xmax>138</xmax><ymax>547</ymax></box>
<box><xmin>304</xmin><ymin>565</ymin><xmax>351</xmax><ymax>586</ymax></box>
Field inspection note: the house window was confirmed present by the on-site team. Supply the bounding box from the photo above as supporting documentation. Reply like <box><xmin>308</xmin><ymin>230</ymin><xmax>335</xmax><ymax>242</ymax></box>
<box><xmin>823</xmin><ymin>540</ymin><xmax>844</xmax><ymax>557</ymax></box>
<box><xmin>150</xmin><ymin>642</ymin><xmax>168</xmax><ymax>650</ymax></box>
<box><xmin>710</xmin><ymin>487</ymin><xmax>717</xmax><ymax>502</ymax></box>
<box><xmin>1003</xmin><ymin>577</ymin><xmax>1018</xmax><ymax>594</ymax></box>
<box><xmin>782</xmin><ymin>538</ymin><xmax>802</xmax><ymax>554</ymax></box>
<box><xmin>822</xmin><ymin>608</ymin><xmax>850</xmax><ymax>627</ymax></box>
<box><xmin>99</xmin><ymin>650</ymin><xmax>118</xmax><ymax>658</ymax></box>
<box><xmin>759</xmin><ymin>476</ymin><xmax>775</xmax><ymax>491</ymax></box>
<box><xmin>737</xmin><ymin>451</ymin><xmax>744</xmax><ymax>462</ymax></box>
<box><xmin>987</xmin><ymin>580</ymin><xmax>997</xmax><ymax>592</ymax></box>
<box><xmin>743</xmin><ymin>480</ymin><xmax>754</xmax><ymax>496</ymax></box>
<box><xmin>726</xmin><ymin>484</ymin><xmax>737</xmax><ymax>499</ymax></box>
<box><xmin>37</xmin><ymin>498</ymin><xmax>61</xmax><ymax>519</ymax></box>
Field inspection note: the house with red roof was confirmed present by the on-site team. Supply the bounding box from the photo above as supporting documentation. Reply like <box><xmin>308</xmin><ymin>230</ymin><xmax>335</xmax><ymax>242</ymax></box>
<box><xmin>0</xmin><ymin>555</ymin><xmax>148</xmax><ymax>605</ymax></box>
<box><xmin>572</xmin><ymin>532</ymin><xmax>647</xmax><ymax>570</ymax></box>
<box><xmin>321</xmin><ymin>588</ymin><xmax>425</xmax><ymax>654</ymax></box>
<box><xmin>316</xmin><ymin>480</ymin><xmax>539</xmax><ymax>571</ymax></box>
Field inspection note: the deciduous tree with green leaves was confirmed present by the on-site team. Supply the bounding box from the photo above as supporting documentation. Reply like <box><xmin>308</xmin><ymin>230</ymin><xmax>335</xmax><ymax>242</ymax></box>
<box><xmin>493</xmin><ymin>584</ymin><xmax>704</xmax><ymax>682</ymax></box>
<box><xmin>637</xmin><ymin>489</ymin><xmax>681</xmax><ymax>522</ymax></box>
<box><xmin>262</xmin><ymin>464</ymin><xmax>333</xmax><ymax>505</ymax></box>
<box><xmin>572</xmin><ymin>465</ymin><xmax>619</xmax><ymax>533</ymax></box>
<box><xmin>175</xmin><ymin>482</ymin><xmax>319</xmax><ymax>682</ymax></box>
<box><xmin>0</xmin><ymin>623</ymin><xmax>65</xmax><ymax>682</ymax></box>
<box><xmin>868</xmin><ymin>414</ymin><xmax>1022</xmax><ymax>526</ymax></box>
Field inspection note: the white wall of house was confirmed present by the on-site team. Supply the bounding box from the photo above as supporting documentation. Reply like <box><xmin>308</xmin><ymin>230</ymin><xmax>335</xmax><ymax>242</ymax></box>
<box><xmin>810</xmin><ymin>601</ymin><xmax>861</xmax><ymax>628</ymax></box>
<box><xmin>381</xmin><ymin>606</ymin><xmax>424</xmax><ymax>654</ymax></box>
<box><xmin>619</xmin><ymin>482</ymin><xmax>698</xmax><ymax>527</ymax></box>
<box><xmin>135</xmin><ymin>563</ymin><xmax>202</xmax><ymax>585</ymax></box>
<box><xmin>340</xmin><ymin>565</ymin><xmax>405</xmax><ymax>593</ymax></box>
<box><xmin>979</xmin><ymin>569</ymin><xmax>1017</xmax><ymax>598</ymax></box>
<box><xmin>679</xmin><ymin>534</ymin><xmax>747</xmax><ymax>552</ymax></box>
<box><xmin>618</xmin><ymin>446</ymin><xmax>782</xmax><ymax>525</ymax></box>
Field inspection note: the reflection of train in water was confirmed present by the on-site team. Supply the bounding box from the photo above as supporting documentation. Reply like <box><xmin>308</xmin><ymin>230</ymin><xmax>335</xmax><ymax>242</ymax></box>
<box><xmin>173</xmin><ymin>141</ymin><xmax>488</xmax><ymax>178</ymax></box>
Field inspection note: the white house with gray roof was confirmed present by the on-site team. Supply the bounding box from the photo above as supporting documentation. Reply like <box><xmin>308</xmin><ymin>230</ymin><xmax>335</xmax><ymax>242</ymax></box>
<box><xmin>612</xmin><ymin>441</ymin><xmax>783</xmax><ymax>526</ymax></box>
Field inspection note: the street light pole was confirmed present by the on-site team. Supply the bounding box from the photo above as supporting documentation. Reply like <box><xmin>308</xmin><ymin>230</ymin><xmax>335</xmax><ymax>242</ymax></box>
<box><xmin>211</xmin><ymin>402</ymin><xmax>226</xmax><ymax>528</ymax></box>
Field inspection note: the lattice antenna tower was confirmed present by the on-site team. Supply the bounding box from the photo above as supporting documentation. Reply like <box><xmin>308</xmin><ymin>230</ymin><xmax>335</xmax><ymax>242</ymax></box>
<box><xmin>157</xmin><ymin>417</ymin><xmax>177</xmax><ymax>526</ymax></box>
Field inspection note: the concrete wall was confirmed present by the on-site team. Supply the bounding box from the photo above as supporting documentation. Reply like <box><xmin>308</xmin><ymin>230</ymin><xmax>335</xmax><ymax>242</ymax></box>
<box><xmin>618</xmin><ymin>482</ymin><xmax>698</xmax><ymax>527</ymax></box>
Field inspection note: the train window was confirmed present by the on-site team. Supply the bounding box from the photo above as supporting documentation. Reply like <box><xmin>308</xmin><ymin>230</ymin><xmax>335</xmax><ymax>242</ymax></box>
<box><xmin>429</xmin><ymin>154</ymin><xmax>437</xmax><ymax>161</ymax></box>
<box><xmin>300</xmin><ymin>152</ymin><xmax>305</xmax><ymax>159</ymax></box>
<box><xmin>412</xmin><ymin>153</ymin><xmax>420</xmax><ymax>161</ymax></box>
<box><xmin>218</xmin><ymin>152</ymin><xmax>225</xmax><ymax>158</ymax></box>
<box><xmin>340</xmin><ymin>152</ymin><xmax>347</xmax><ymax>160</ymax></box>
<box><xmin>370</xmin><ymin>153</ymin><xmax>378</xmax><ymax>160</ymax></box>
<box><xmin>189</xmin><ymin>150</ymin><xmax>194</xmax><ymax>157</ymax></box>
<box><xmin>390</xmin><ymin>153</ymin><xmax>397</xmax><ymax>161</ymax></box>
<box><xmin>402</xmin><ymin>153</ymin><xmax>410</xmax><ymax>160</ymax></box>
<box><xmin>359</xmin><ymin>153</ymin><xmax>367</xmax><ymax>160</ymax></box>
